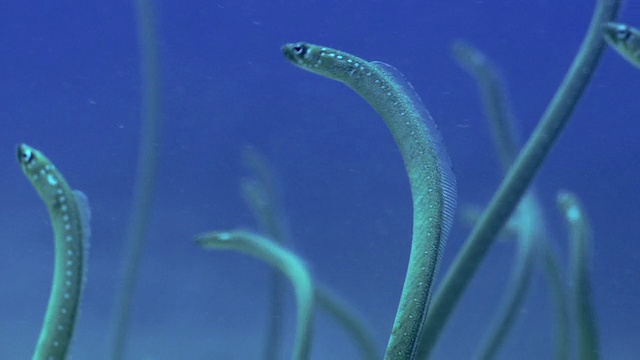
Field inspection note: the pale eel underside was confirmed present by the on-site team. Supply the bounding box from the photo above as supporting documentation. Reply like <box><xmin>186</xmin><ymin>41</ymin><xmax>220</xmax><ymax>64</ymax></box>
<box><xmin>17</xmin><ymin>144</ymin><xmax>90</xmax><ymax>360</ymax></box>
<box><xmin>602</xmin><ymin>22</ymin><xmax>640</xmax><ymax>68</ymax></box>
<box><xmin>282</xmin><ymin>42</ymin><xmax>456</xmax><ymax>359</ymax></box>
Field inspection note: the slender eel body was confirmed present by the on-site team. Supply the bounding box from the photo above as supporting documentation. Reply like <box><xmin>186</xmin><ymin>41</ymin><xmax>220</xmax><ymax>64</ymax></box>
<box><xmin>557</xmin><ymin>191</ymin><xmax>598</xmax><ymax>360</ymax></box>
<box><xmin>110</xmin><ymin>0</ymin><xmax>162</xmax><ymax>358</ymax></box>
<box><xmin>282</xmin><ymin>43</ymin><xmax>456</xmax><ymax>359</ymax></box>
<box><xmin>17</xmin><ymin>144</ymin><xmax>90</xmax><ymax>360</ymax></box>
<box><xmin>419</xmin><ymin>1</ymin><xmax>621</xmax><ymax>357</ymax></box>
<box><xmin>451</xmin><ymin>41</ymin><xmax>549</xmax><ymax>359</ymax></box>
<box><xmin>451</xmin><ymin>40</ymin><xmax>522</xmax><ymax>171</ymax></box>
<box><xmin>240</xmin><ymin>149</ymin><xmax>288</xmax><ymax>360</ymax></box>
<box><xmin>602</xmin><ymin>22</ymin><xmax>640</xmax><ymax>68</ymax></box>
<box><xmin>195</xmin><ymin>230</ymin><xmax>315</xmax><ymax>360</ymax></box>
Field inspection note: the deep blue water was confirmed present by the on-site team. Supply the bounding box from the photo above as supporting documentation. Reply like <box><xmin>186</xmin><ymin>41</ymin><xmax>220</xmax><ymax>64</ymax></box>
<box><xmin>1</xmin><ymin>1</ymin><xmax>639</xmax><ymax>359</ymax></box>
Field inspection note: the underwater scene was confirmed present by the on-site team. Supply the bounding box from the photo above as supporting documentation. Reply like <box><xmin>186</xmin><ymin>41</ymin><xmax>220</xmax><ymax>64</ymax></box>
<box><xmin>1</xmin><ymin>0</ymin><xmax>639</xmax><ymax>359</ymax></box>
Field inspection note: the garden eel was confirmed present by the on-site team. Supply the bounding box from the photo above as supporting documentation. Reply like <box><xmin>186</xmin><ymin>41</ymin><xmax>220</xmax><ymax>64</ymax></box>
<box><xmin>557</xmin><ymin>191</ymin><xmax>599</xmax><ymax>360</ymax></box>
<box><xmin>602</xmin><ymin>22</ymin><xmax>640</xmax><ymax>68</ymax></box>
<box><xmin>110</xmin><ymin>0</ymin><xmax>162</xmax><ymax>358</ymax></box>
<box><xmin>282</xmin><ymin>43</ymin><xmax>457</xmax><ymax>359</ymax></box>
<box><xmin>451</xmin><ymin>41</ymin><xmax>554</xmax><ymax>360</ymax></box>
<box><xmin>540</xmin><ymin>243</ymin><xmax>570</xmax><ymax>360</ymax></box>
<box><xmin>314</xmin><ymin>285</ymin><xmax>379</xmax><ymax>360</ymax></box>
<box><xmin>419</xmin><ymin>0</ymin><xmax>621</xmax><ymax>357</ymax></box>
<box><xmin>451</xmin><ymin>40</ymin><xmax>519</xmax><ymax>170</ymax></box>
<box><xmin>195</xmin><ymin>230</ymin><xmax>315</xmax><ymax>360</ymax></box>
<box><xmin>17</xmin><ymin>144</ymin><xmax>90</xmax><ymax>360</ymax></box>
<box><xmin>240</xmin><ymin>148</ymin><xmax>289</xmax><ymax>360</ymax></box>
<box><xmin>240</xmin><ymin>150</ymin><xmax>378</xmax><ymax>359</ymax></box>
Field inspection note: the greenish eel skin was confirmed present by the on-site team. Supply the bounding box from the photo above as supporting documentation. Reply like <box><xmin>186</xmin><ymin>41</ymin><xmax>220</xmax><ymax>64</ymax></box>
<box><xmin>419</xmin><ymin>1</ymin><xmax>621</xmax><ymax>356</ymax></box>
<box><xmin>240</xmin><ymin>148</ymin><xmax>288</xmax><ymax>360</ymax></box>
<box><xmin>17</xmin><ymin>144</ymin><xmax>90</xmax><ymax>360</ymax></box>
<box><xmin>110</xmin><ymin>0</ymin><xmax>162</xmax><ymax>358</ymax></box>
<box><xmin>602</xmin><ymin>22</ymin><xmax>640</xmax><ymax>68</ymax></box>
<box><xmin>282</xmin><ymin>43</ymin><xmax>457</xmax><ymax>359</ymax></box>
<box><xmin>451</xmin><ymin>41</ymin><xmax>548</xmax><ymax>360</ymax></box>
<box><xmin>557</xmin><ymin>191</ymin><xmax>599</xmax><ymax>360</ymax></box>
<box><xmin>195</xmin><ymin>230</ymin><xmax>315</xmax><ymax>360</ymax></box>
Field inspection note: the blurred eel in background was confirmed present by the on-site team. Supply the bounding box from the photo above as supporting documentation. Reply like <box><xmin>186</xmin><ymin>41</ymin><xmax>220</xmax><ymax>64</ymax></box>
<box><xmin>450</xmin><ymin>40</ymin><xmax>566</xmax><ymax>360</ymax></box>
<box><xmin>240</xmin><ymin>148</ymin><xmax>379</xmax><ymax>359</ymax></box>
<box><xmin>419</xmin><ymin>0</ymin><xmax>621</xmax><ymax>356</ymax></box>
<box><xmin>557</xmin><ymin>191</ymin><xmax>600</xmax><ymax>360</ymax></box>
<box><xmin>110</xmin><ymin>0</ymin><xmax>163</xmax><ymax>358</ymax></box>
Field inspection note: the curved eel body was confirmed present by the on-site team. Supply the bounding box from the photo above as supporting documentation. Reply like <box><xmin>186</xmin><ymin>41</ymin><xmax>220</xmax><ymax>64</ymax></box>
<box><xmin>17</xmin><ymin>144</ymin><xmax>90</xmax><ymax>360</ymax></box>
<box><xmin>282</xmin><ymin>43</ymin><xmax>456</xmax><ymax>359</ymax></box>
<box><xmin>196</xmin><ymin>230</ymin><xmax>314</xmax><ymax>360</ymax></box>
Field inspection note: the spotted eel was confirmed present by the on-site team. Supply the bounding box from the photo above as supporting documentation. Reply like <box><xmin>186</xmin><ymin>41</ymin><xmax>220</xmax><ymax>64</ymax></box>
<box><xmin>602</xmin><ymin>22</ymin><xmax>640</xmax><ymax>68</ymax></box>
<box><xmin>17</xmin><ymin>144</ymin><xmax>90</xmax><ymax>360</ymax></box>
<box><xmin>282</xmin><ymin>43</ymin><xmax>456</xmax><ymax>359</ymax></box>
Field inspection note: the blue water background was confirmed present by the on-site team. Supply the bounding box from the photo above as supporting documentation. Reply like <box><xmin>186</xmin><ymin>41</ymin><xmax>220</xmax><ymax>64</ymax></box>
<box><xmin>1</xmin><ymin>0</ymin><xmax>638</xmax><ymax>358</ymax></box>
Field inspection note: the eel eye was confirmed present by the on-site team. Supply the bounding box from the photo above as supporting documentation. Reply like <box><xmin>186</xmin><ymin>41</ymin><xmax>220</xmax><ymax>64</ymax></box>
<box><xmin>293</xmin><ymin>43</ymin><xmax>307</xmax><ymax>56</ymax></box>
<box><xmin>18</xmin><ymin>146</ymin><xmax>34</xmax><ymax>164</ymax></box>
<box><xmin>615</xmin><ymin>25</ymin><xmax>631</xmax><ymax>41</ymax></box>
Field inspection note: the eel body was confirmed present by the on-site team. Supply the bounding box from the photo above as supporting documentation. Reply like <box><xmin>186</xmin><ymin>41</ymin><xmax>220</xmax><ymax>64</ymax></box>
<box><xmin>196</xmin><ymin>230</ymin><xmax>314</xmax><ymax>360</ymax></box>
<box><xmin>282</xmin><ymin>42</ymin><xmax>456</xmax><ymax>359</ymax></box>
<box><xmin>17</xmin><ymin>144</ymin><xmax>90</xmax><ymax>360</ymax></box>
<box><xmin>557</xmin><ymin>191</ymin><xmax>599</xmax><ymax>360</ymax></box>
